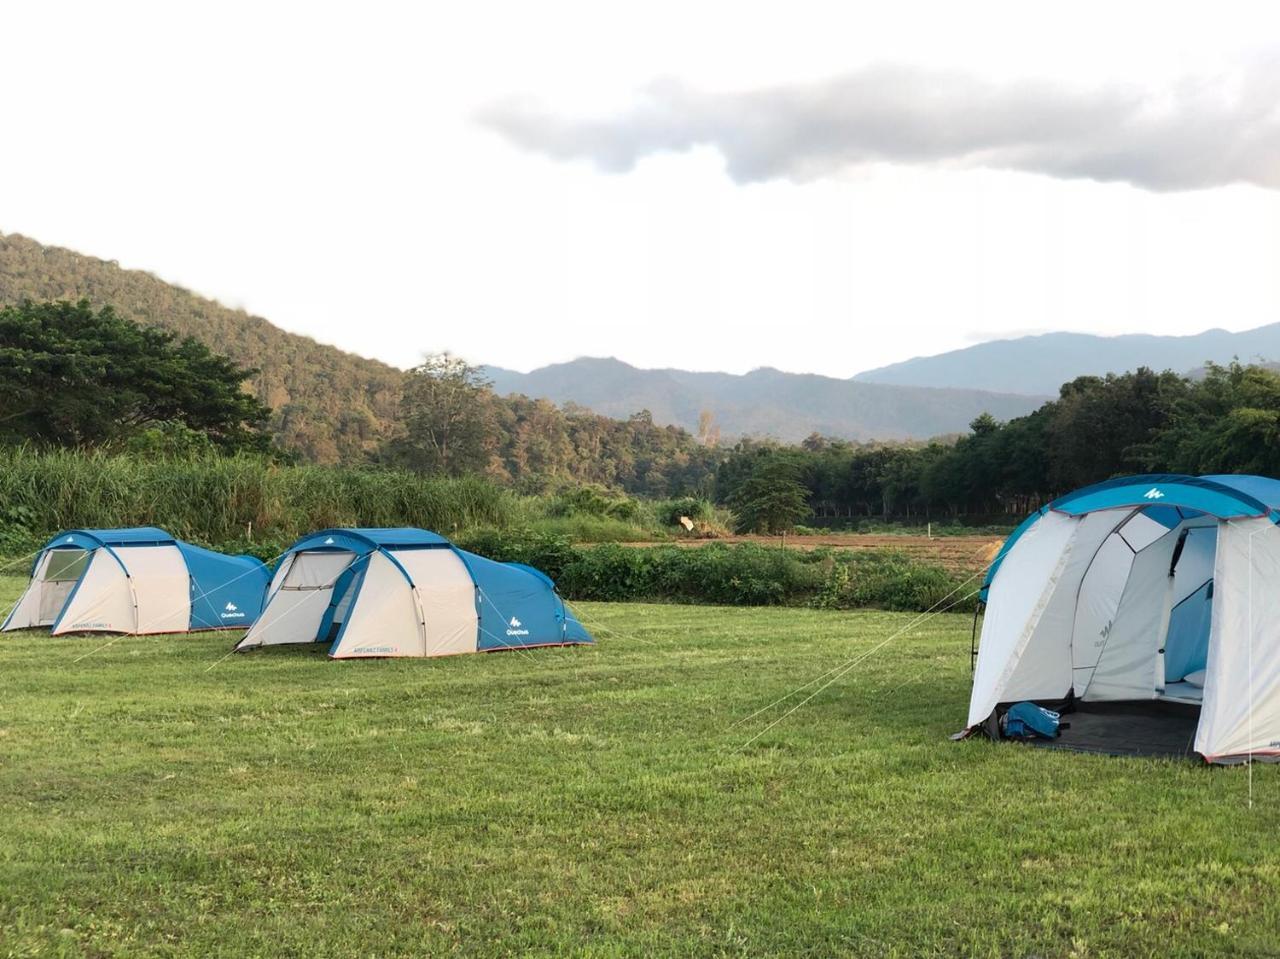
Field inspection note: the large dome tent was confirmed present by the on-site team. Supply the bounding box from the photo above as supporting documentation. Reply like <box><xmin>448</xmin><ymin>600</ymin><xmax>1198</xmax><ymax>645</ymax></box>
<box><xmin>2</xmin><ymin>528</ymin><xmax>271</xmax><ymax>635</ymax></box>
<box><xmin>234</xmin><ymin>528</ymin><xmax>593</xmax><ymax>658</ymax></box>
<box><xmin>967</xmin><ymin>474</ymin><xmax>1280</xmax><ymax>763</ymax></box>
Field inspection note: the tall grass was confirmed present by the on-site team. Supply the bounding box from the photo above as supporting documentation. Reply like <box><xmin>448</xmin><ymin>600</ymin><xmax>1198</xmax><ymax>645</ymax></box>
<box><xmin>0</xmin><ymin>447</ymin><xmax>516</xmax><ymax>549</ymax></box>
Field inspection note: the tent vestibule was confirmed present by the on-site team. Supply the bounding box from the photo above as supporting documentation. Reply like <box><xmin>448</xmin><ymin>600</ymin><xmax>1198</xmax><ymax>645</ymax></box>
<box><xmin>968</xmin><ymin>474</ymin><xmax>1280</xmax><ymax>763</ymax></box>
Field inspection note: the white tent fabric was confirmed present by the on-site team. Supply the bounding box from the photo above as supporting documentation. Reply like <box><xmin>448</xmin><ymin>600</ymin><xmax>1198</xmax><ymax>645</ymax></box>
<box><xmin>1084</xmin><ymin>527</ymin><xmax>1179</xmax><ymax>701</ymax></box>
<box><xmin>993</xmin><ymin>510</ymin><xmax>1122</xmax><ymax>711</ymax></box>
<box><xmin>967</xmin><ymin>511</ymin><xmax>1078</xmax><ymax>727</ymax></box>
<box><xmin>1070</xmin><ymin>530</ymin><xmax>1135</xmax><ymax>691</ymax></box>
<box><xmin>120</xmin><ymin>545</ymin><xmax>191</xmax><ymax>634</ymax></box>
<box><xmin>327</xmin><ymin>551</ymin><xmax>423</xmax><ymax>657</ymax></box>
<box><xmin>51</xmin><ymin>551</ymin><xmax>136</xmax><ymax>634</ymax></box>
<box><xmin>380</xmin><ymin>548</ymin><xmax>476</xmax><ymax>658</ymax></box>
<box><xmin>239</xmin><ymin>551</ymin><xmax>354</xmax><ymax>648</ymax></box>
<box><xmin>1196</xmin><ymin>518</ymin><xmax>1280</xmax><ymax>761</ymax></box>
<box><xmin>5</xmin><ymin>552</ymin><xmax>56</xmax><ymax>630</ymax></box>
<box><xmin>50</xmin><ymin>545</ymin><xmax>192</xmax><ymax>634</ymax></box>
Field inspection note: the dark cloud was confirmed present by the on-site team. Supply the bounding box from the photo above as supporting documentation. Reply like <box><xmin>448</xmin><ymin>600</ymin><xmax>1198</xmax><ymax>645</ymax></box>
<box><xmin>478</xmin><ymin>64</ymin><xmax>1280</xmax><ymax>191</ymax></box>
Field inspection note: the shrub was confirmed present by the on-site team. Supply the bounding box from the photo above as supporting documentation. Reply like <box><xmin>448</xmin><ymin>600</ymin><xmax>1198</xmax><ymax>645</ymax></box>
<box><xmin>547</xmin><ymin>485</ymin><xmax>642</xmax><ymax>522</ymax></box>
<box><xmin>456</xmin><ymin>527</ymin><xmax>578</xmax><ymax>583</ymax></box>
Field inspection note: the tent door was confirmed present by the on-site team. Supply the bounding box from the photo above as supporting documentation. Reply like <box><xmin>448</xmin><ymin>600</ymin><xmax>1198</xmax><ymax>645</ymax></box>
<box><xmin>38</xmin><ymin>549</ymin><xmax>92</xmax><ymax>626</ymax></box>
<box><xmin>320</xmin><ymin>559</ymin><xmax>367</xmax><ymax>643</ymax></box>
<box><xmin>2</xmin><ymin>549</ymin><xmax>91</xmax><ymax>632</ymax></box>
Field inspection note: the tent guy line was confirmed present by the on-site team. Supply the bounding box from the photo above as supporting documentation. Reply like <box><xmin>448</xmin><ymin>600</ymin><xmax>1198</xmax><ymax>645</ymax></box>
<box><xmin>729</xmin><ymin>550</ymin><xmax>992</xmax><ymax>733</ymax></box>
<box><xmin>734</xmin><ymin>586</ymin><xmax>982</xmax><ymax>752</ymax></box>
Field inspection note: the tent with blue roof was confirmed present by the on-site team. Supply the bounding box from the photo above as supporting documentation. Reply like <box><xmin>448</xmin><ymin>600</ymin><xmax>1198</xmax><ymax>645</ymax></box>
<box><xmin>967</xmin><ymin>474</ymin><xmax>1280</xmax><ymax>763</ymax></box>
<box><xmin>234</xmin><ymin>528</ymin><xmax>593</xmax><ymax>658</ymax></box>
<box><xmin>2</xmin><ymin>528</ymin><xmax>271</xmax><ymax>635</ymax></box>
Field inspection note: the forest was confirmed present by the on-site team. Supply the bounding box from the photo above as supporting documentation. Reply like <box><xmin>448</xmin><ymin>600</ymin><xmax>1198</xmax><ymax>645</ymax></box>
<box><xmin>714</xmin><ymin>362</ymin><xmax>1280</xmax><ymax>524</ymax></box>
<box><xmin>6</xmin><ymin>293</ymin><xmax>1280</xmax><ymax>532</ymax></box>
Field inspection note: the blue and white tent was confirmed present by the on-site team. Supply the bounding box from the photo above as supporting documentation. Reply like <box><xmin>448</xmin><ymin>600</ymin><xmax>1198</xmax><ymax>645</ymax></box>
<box><xmin>3</xmin><ymin>528</ymin><xmax>271</xmax><ymax>635</ymax></box>
<box><xmin>234</xmin><ymin>528</ymin><xmax>593</xmax><ymax>658</ymax></box>
<box><xmin>968</xmin><ymin>474</ymin><xmax>1280</xmax><ymax>763</ymax></box>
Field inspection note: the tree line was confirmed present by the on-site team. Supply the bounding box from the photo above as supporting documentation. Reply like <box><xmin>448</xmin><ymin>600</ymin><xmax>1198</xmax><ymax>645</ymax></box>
<box><xmin>714</xmin><ymin>363</ymin><xmax>1280</xmax><ymax>524</ymax></box>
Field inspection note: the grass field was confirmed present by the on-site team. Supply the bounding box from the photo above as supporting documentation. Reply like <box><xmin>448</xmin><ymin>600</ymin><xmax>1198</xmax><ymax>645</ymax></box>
<box><xmin>3</xmin><ymin>574</ymin><xmax>1279</xmax><ymax>957</ymax></box>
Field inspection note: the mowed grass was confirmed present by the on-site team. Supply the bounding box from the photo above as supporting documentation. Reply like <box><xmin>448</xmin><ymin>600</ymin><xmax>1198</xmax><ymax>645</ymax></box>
<box><xmin>2</xmin><ymin>576</ymin><xmax>1279</xmax><ymax>958</ymax></box>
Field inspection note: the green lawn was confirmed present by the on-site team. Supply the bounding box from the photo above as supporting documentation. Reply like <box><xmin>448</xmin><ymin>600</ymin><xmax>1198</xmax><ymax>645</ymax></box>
<box><xmin>2</xmin><ymin>575</ymin><xmax>1278</xmax><ymax>958</ymax></box>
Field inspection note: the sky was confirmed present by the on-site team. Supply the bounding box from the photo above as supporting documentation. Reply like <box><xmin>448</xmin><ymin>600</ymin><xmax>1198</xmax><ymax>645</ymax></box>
<box><xmin>3</xmin><ymin>1</ymin><xmax>1280</xmax><ymax>378</ymax></box>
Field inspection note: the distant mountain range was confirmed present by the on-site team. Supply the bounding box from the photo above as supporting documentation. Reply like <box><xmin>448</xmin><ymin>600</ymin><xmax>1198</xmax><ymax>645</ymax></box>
<box><xmin>484</xmin><ymin>358</ymin><xmax>1045</xmax><ymax>443</ymax></box>
<box><xmin>853</xmin><ymin>326</ymin><xmax>1280</xmax><ymax>395</ymax></box>
<box><xmin>8</xmin><ymin>229</ymin><xmax>1280</xmax><ymax>454</ymax></box>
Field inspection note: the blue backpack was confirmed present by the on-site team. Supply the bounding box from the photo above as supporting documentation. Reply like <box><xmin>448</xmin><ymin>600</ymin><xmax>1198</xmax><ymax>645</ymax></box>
<box><xmin>1002</xmin><ymin>702</ymin><xmax>1061</xmax><ymax>740</ymax></box>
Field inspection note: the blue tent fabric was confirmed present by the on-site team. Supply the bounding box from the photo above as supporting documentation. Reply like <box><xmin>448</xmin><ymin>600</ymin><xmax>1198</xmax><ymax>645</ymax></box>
<box><xmin>1050</xmin><ymin>474</ymin><xmax>1269</xmax><ymax>520</ymax></box>
<box><xmin>1165</xmin><ymin>580</ymin><xmax>1213</xmax><ymax>682</ymax></box>
<box><xmin>1200</xmin><ymin>475</ymin><xmax>1280</xmax><ymax>511</ymax></box>
<box><xmin>982</xmin><ymin>474</ymin><xmax>1280</xmax><ymax>599</ymax></box>
<box><xmin>288</xmin><ymin>528</ymin><xmax>452</xmax><ymax>554</ymax></box>
<box><xmin>66</xmin><ymin>527</ymin><xmax>176</xmax><ymax>545</ymax></box>
<box><xmin>177</xmin><ymin>542</ymin><xmax>272</xmax><ymax>629</ymax></box>
<box><xmin>458</xmin><ymin>550</ymin><xmax>573</xmax><ymax>651</ymax></box>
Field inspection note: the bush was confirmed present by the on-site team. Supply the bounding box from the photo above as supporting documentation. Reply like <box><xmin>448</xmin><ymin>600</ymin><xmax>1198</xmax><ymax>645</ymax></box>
<box><xmin>811</xmin><ymin>548</ymin><xmax>976</xmax><ymax>613</ymax></box>
<box><xmin>655</xmin><ymin>496</ymin><xmax>714</xmax><ymax>526</ymax></box>
<box><xmin>547</xmin><ymin>485</ymin><xmax>642</xmax><ymax>522</ymax></box>
<box><xmin>541</xmin><ymin>542</ymin><xmax>964</xmax><ymax>612</ymax></box>
<box><xmin>456</xmin><ymin>527</ymin><xmax>578</xmax><ymax>583</ymax></box>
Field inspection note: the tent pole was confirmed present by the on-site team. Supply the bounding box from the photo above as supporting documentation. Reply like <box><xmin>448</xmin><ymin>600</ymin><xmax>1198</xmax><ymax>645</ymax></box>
<box><xmin>970</xmin><ymin>601</ymin><xmax>983</xmax><ymax>673</ymax></box>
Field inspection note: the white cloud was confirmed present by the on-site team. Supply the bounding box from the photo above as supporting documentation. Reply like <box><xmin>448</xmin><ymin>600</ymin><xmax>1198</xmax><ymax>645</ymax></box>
<box><xmin>481</xmin><ymin>61</ymin><xmax>1280</xmax><ymax>192</ymax></box>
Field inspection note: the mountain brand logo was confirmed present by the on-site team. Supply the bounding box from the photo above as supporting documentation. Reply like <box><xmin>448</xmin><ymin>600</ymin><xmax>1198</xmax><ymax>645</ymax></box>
<box><xmin>509</xmin><ymin>617</ymin><xmax>522</xmax><ymax>628</ymax></box>
<box><xmin>225</xmin><ymin>602</ymin><xmax>238</xmax><ymax>611</ymax></box>
<box><xmin>506</xmin><ymin>616</ymin><xmax>529</xmax><ymax>637</ymax></box>
<box><xmin>324</xmin><ymin>537</ymin><xmax>335</xmax><ymax>544</ymax></box>
<box><xmin>1143</xmin><ymin>487</ymin><xmax>1165</xmax><ymax>500</ymax></box>
<box><xmin>220</xmin><ymin>601</ymin><xmax>246</xmax><ymax>620</ymax></box>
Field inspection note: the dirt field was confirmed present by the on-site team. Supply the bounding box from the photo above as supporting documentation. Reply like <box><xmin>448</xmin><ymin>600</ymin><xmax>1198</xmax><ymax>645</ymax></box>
<box><xmin>624</xmin><ymin>533</ymin><xmax>1006</xmax><ymax>574</ymax></box>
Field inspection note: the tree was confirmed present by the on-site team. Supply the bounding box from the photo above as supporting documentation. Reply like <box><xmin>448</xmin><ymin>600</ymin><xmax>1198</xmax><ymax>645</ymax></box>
<box><xmin>1141</xmin><ymin>362</ymin><xmax>1280</xmax><ymax>476</ymax></box>
<box><xmin>727</xmin><ymin>455</ymin><xmax>811</xmax><ymax>533</ymax></box>
<box><xmin>1046</xmin><ymin>368</ymin><xmax>1185</xmax><ymax>490</ymax></box>
<box><xmin>0</xmin><ymin>299</ymin><xmax>271</xmax><ymax>452</ymax></box>
<box><xmin>390</xmin><ymin>352</ymin><xmax>495</xmax><ymax>475</ymax></box>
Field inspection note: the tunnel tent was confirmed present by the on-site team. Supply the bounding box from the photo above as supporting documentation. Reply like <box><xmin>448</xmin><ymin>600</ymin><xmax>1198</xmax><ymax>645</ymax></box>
<box><xmin>967</xmin><ymin>474</ymin><xmax>1280</xmax><ymax>764</ymax></box>
<box><xmin>2</xmin><ymin>527</ymin><xmax>271</xmax><ymax>635</ymax></box>
<box><xmin>234</xmin><ymin>527</ymin><xmax>593</xmax><ymax>658</ymax></box>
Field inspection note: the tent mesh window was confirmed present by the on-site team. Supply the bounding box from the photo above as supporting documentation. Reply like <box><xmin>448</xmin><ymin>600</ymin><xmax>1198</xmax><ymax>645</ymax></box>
<box><xmin>38</xmin><ymin>549</ymin><xmax>90</xmax><ymax>625</ymax></box>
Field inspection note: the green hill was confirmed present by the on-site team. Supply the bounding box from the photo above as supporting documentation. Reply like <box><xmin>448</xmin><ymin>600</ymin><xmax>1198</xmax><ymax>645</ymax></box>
<box><xmin>0</xmin><ymin>232</ymin><xmax>402</xmax><ymax>462</ymax></box>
